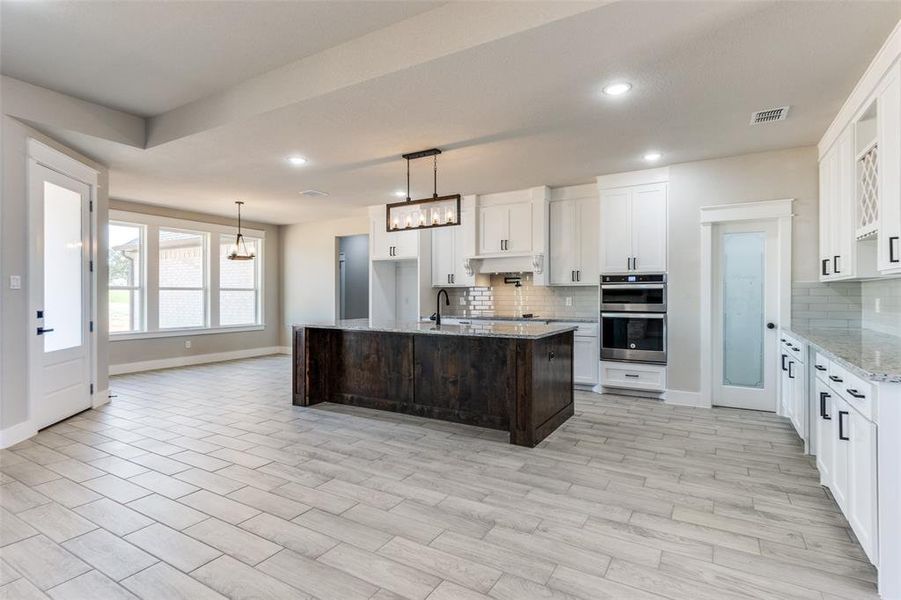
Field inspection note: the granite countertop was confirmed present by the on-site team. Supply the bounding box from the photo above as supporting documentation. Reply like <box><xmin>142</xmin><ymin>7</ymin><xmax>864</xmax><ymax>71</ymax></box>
<box><xmin>443</xmin><ymin>314</ymin><xmax>598</xmax><ymax>324</ymax></box>
<box><xmin>787</xmin><ymin>325</ymin><xmax>901</xmax><ymax>384</ymax></box>
<box><xmin>294</xmin><ymin>318</ymin><xmax>578</xmax><ymax>340</ymax></box>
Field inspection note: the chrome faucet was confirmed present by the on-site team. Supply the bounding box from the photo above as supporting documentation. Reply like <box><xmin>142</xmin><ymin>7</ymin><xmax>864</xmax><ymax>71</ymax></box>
<box><xmin>434</xmin><ymin>288</ymin><xmax>449</xmax><ymax>326</ymax></box>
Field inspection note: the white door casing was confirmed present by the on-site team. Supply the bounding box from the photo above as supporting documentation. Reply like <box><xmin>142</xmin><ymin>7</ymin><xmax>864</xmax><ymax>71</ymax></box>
<box><xmin>27</xmin><ymin>142</ymin><xmax>98</xmax><ymax>431</ymax></box>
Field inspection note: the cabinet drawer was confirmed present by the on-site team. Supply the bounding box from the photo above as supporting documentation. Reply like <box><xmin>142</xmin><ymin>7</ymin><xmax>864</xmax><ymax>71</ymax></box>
<box><xmin>829</xmin><ymin>363</ymin><xmax>875</xmax><ymax>422</ymax></box>
<box><xmin>601</xmin><ymin>362</ymin><xmax>665</xmax><ymax>391</ymax></box>
<box><xmin>556</xmin><ymin>321</ymin><xmax>598</xmax><ymax>337</ymax></box>
<box><xmin>813</xmin><ymin>352</ymin><xmax>831</xmax><ymax>382</ymax></box>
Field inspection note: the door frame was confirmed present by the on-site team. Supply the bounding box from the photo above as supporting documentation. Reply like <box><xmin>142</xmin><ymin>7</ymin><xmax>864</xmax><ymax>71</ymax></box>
<box><xmin>26</xmin><ymin>139</ymin><xmax>100</xmax><ymax>432</ymax></box>
<box><xmin>699</xmin><ymin>199</ymin><xmax>793</xmax><ymax>410</ymax></box>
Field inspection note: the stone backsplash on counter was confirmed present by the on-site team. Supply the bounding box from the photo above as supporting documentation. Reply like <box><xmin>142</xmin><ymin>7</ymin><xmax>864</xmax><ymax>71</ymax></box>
<box><xmin>792</xmin><ymin>279</ymin><xmax>901</xmax><ymax>334</ymax></box>
<box><xmin>444</xmin><ymin>273</ymin><xmax>597</xmax><ymax>319</ymax></box>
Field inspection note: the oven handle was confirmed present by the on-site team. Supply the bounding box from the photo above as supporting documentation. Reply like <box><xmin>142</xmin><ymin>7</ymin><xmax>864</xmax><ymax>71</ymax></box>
<box><xmin>601</xmin><ymin>312</ymin><xmax>666</xmax><ymax>319</ymax></box>
<box><xmin>601</xmin><ymin>284</ymin><xmax>665</xmax><ymax>290</ymax></box>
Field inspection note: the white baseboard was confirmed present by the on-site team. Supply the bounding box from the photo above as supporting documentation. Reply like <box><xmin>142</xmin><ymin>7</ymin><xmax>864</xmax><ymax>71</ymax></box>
<box><xmin>109</xmin><ymin>346</ymin><xmax>283</xmax><ymax>375</ymax></box>
<box><xmin>0</xmin><ymin>420</ymin><xmax>37</xmax><ymax>449</ymax></box>
<box><xmin>664</xmin><ymin>389</ymin><xmax>708</xmax><ymax>408</ymax></box>
<box><xmin>277</xmin><ymin>346</ymin><xmax>291</xmax><ymax>355</ymax></box>
<box><xmin>93</xmin><ymin>389</ymin><xmax>111</xmax><ymax>409</ymax></box>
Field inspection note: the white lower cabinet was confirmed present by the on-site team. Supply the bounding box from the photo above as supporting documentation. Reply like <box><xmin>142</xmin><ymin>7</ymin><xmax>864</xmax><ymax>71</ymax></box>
<box><xmin>808</xmin><ymin>353</ymin><xmax>879</xmax><ymax>566</ymax></box>
<box><xmin>600</xmin><ymin>361</ymin><xmax>665</xmax><ymax>392</ymax></box>
<box><xmin>573</xmin><ymin>335</ymin><xmax>598</xmax><ymax>386</ymax></box>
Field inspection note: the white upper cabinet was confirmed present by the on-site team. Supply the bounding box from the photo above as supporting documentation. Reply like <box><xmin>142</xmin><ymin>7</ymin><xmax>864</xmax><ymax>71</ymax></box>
<box><xmin>549</xmin><ymin>189</ymin><xmax>599</xmax><ymax>286</ymax></box>
<box><xmin>599</xmin><ymin>181</ymin><xmax>667</xmax><ymax>274</ymax></box>
<box><xmin>370</xmin><ymin>205</ymin><xmax>418</xmax><ymax>260</ymax></box>
<box><xmin>431</xmin><ymin>196</ymin><xmax>482</xmax><ymax>287</ymax></box>
<box><xmin>479</xmin><ymin>201</ymin><xmax>533</xmax><ymax>255</ymax></box>
<box><xmin>877</xmin><ymin>62</ymin><xmax>901</xmax><ymax>274</ymax></box>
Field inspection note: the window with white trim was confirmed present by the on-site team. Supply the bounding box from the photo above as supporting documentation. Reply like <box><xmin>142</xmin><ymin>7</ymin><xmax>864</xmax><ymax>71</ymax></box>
<box><xmin>219</xmin><ymin>237</ymin><xmax>260</xmax><ymax>326</ymax></box>
<box><xmin>108</xmin><ymin>221</ymin><xmax>145</xmax><ymax>333</ymax></box>
<box><xmin>158</xmin><ymin>229</ymin><xmax>207</xmax><ymax>329</ymax></box>
<box><xmin>108</xmin><ymin>209</ymin><xmax>265</xmax><ymax>339</ymax></box>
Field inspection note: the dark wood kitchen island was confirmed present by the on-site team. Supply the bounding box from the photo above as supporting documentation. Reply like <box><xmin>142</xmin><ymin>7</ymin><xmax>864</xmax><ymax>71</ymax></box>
<box><xmin>292</xmin><ymin>319</ymin><xmax>575</xmax><ymax>447</ymax></box>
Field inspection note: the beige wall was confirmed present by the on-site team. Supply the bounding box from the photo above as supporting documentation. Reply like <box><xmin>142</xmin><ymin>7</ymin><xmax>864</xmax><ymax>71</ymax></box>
<box><xmin>666</xmin><ymin>146</ymin><xmax>819</xmax><ymax>395</ymax></box>
<box><xmin>280</xmin><ymin>214</ymin><xmax>369</xmax><ymax>345</ymax></box>
<box><xmin>1</xmin><ymin>115</ymin><xmax>111</xmax><ymax>431</ymax></box>
<box><xmin>108</xmin><ymin>200</ymin><xmax>282</xmax><ymax>366</ymax></box>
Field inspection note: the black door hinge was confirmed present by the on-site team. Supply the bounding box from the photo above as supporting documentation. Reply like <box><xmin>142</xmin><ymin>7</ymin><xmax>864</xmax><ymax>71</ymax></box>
<box><xmin>89</xmin><ymin>200</ymin><xmax>93</xmax><ymax>212</ymax></box>
<box><xmin>90</xmin><ymin>384</ymin><xmax>94</xmax><ymax>394</ymax></box>
<box><xmin>89</xmin><ymin>321</ymin><xmax>94</xmax><ymax>332</ymax></box>
<box><xmin>89</xmin><ymin>260</ymin><xmax>94</xmax><ymax>272</ymax></box>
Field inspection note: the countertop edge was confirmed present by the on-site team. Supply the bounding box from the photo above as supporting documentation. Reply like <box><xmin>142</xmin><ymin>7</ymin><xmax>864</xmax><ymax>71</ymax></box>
<box><xmin>293</xmin><ymin>322</ymin><xmax>578</xmax><ymax>340</ymax></box>
<box><xmin>785</xmin><ymin>327</ymin><xmax>901</xmax><ymax>384</ymax></box>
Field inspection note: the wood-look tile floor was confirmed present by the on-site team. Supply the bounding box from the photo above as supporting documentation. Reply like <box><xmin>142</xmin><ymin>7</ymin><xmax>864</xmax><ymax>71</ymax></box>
<box><xmin>0</xmin><ymin>355</ymin><xmax>878</xmax><ymax>600</ymax></box>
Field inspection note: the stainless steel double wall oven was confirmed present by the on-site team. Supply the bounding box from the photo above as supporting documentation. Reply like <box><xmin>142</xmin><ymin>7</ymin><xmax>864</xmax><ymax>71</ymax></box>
<box><xmin>600</xmin><ymin>273</ymin><xmax>667</xmax><ymax>364</ymax></box>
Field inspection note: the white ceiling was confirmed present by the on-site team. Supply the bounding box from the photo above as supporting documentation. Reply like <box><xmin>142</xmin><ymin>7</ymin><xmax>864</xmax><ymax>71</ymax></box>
<box><xmin>0</xmin><ymin>1</ymin><xmax>440</xmax><ymax>116</ymax></box>
<box><xmin>4</xmin><ymin>1</ymin><xmax>900</xmax><ymax>225</ymax></box>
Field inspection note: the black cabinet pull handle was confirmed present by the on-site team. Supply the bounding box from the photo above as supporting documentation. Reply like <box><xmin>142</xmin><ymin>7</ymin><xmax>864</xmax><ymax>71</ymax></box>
<box><xmin>625</xmin><ymin>373</ymin><xmax>639</xmax><ymax>378</ymax></box>
<box><xmin>829</xmin><ymin>375</ymin><xmax>843</xmax><ymax>383</ymax></box>
<box><xmin>846</xmin><ymin>388</ymin><xmax>865</xmax><ymax>399</ymax></box>
<box><xmin>821</xmin><ymin>258</ymin><xmax>830</xmax><ymax>276</ymax></box>
<box><xmin>548</xmin><ymin>351</ymin><xmax>556</xmax><ymax>361</ymax></box>
<box><xmin>571</xmin><ymin>270</ymin><xmax>575</xmax><ymax>282</ymax></box>
<box><xmin>819</xmin><ymin>392</ymin><xmax>831</xmax><ymax>419</ymax></box>
<box><xmin>781</xmin><ymin>354</ymin><xmax>787</xmax><ymax>371</ymax></box>
<box><xmin>890</xmin><ymin>236</ymin><xmax>899</xmax><ymax>263</ymax></box>
<box><xmin>838</xmin><ymin>410</ymin><xmax>849</xmax><ymax>440</ymax></box>
<box><xmin>814</xmin><ymin>365</ymin><xmax>826</xmax><ymax>371</ymax></box>
<box><xmin>788</xmin><ymin>361</ymin><xmax>795</xmax><ymax>379</ymax></box>
<box><xmin>833</xmin><ymin>255</ymin><xmax>841</xmax><ymax>274</ymax></box>
<box><xmin>36</xmin><ymin>327</ymin><xmax>55</xmax><ymax>335</ymax></box>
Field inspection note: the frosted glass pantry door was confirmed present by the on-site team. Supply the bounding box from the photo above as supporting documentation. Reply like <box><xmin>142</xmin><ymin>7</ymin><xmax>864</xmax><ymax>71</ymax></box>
<box><xmin>712</xmin><ymin>220</ymin><xmax>778</xmax><ymax>411</ymax></box>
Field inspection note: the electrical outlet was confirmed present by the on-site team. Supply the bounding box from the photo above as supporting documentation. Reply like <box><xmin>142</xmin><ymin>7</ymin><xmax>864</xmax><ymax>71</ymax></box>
<box><xmin>459</xmin><ymin>297</ymin><xmax>465</xmax><ymax>306</ymax></box>
<box><xmin>184</xmin><ymin>340</ymin><xmax>192</xmax><ymax>349</ymax></box>
<box><xmin>9</xmin><ymin>275</ymin><xmax>21</xmax><ymax>290</ymax></box>
<box><xmin>565</xmin><ymin>296</ymin><xmax>573</xmax><ymax>307</ymax></box>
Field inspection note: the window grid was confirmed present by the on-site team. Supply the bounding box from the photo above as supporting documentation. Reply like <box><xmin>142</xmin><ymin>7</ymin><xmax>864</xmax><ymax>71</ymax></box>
<box><xmin>158</xmin><ymin>228</ymin><xmax>208</xmax><ymax>330</ymax></box>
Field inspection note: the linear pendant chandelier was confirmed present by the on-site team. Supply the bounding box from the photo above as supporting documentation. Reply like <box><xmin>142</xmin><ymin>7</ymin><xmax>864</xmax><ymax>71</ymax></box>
<box><xmin>386</xmin><ymin>148</ymin><xmax>461</xmax><ymax>232</ymax></box>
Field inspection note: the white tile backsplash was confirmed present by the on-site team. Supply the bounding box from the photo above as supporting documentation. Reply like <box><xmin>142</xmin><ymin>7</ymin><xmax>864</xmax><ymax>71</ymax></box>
<box><xmin>793</xmin><ymin>278</ymin><xmax>901</xmax><ymax>333</ymax></box>
<box><xmin>862</xmin><ymin>278</ymin><xmax>901</xmax><ymax>336</ymax></box>
<box><xmin>444</xmin><ymin>273</ymin><xmax>597</xmax><ymax>319</ymax></box>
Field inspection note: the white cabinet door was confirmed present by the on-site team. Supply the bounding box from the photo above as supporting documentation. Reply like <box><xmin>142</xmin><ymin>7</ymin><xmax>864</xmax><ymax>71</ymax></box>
<box><xmin>848</xmin><ymin>408</ymin><xmax>879</xmax><ymax>564</ymax></box>
<box><xmin>453</xmin><ymin>205</ymin><xmax>476</xmax><ymax>286</ymax></box>
<box><xmin>832</xmin><ymin>395</ymin><xmax>851</xmax><ymax>513</ymax></box>
<box><xmin>371</xmin><ymin>214</ymin><xmax>392</xmax><ymax>260</ymax></box>
<box><xmin>573</xmin><ymin>336</ymin><xmax>599</xmax><ymax>385</ymax></box>
<box><xmin>550</xmin><ymin>200</ymin><xmax>578</xmax><ymax>285</ymax></box>
<box><xmin>577</xmin><ymin>196</ymin><xmax>600</xmax><ymax>285</ymax></box>
<box><xmin>600</xmin><ymin>189</ymin><xmax>632</xmax><ymax>273</ymax></box>
<box><xmin>818</xmin><ymin>149</ymin><xmax>833</xmax><ymax>280</ymax></box>
<box><xmin>631</xmin><ymin>184</ymin><xmax>667</xmax><ymax>272</ymax></box>
<box><xmin>835</xmin><ymin>129</ymin><xmax>856</xmax><ymax>278</ymax></box>
<box><xmin>392</xmin><ymin>229</ymin><xmax>418</xmax><ymax>259</ymax></box>
<box><xmin>479</xmin><ymin>204</ymin><xmax>508</xmax><ymax>254</ymax></box>
<box><xmin>506</xmin><ymin>202</ymin><xmax>533</xmax><ymax>253</ymax></box>
<box><xmin>814</xmin><ymin>379</ymin><xmax>834</xmax><ymax>487</ymax></box>
<box><xmin>878</xmin><ymin>63</ymin><xmax>901</xmax><ymax>273</ymax></box>
<box><xmin>431</xmin><ymin>227</ymin><xmax>455</xmax><ymax>286</ymax></box>
<box><xmin>786</xmin><ymin>357</ymin><xmax>804</xmax><ymax>437</ymax></box>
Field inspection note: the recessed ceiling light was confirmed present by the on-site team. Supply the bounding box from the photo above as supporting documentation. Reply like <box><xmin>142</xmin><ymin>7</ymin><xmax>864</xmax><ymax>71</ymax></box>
<box><xmin>643</xmin><ymin>151</ymin><xmax>662</xmax><ymax>162</ymax></box>
<box><xmin>602</xmin><ymin>82</ymin><xmax>632</xmax><ymax>96</ymax></box>
<box><xmin>393</xmin><ymin>190</ymin><xmax>406</xmax><ymax>198</ymax></box>
<box><xmin>287</xmin><ymin>156</ymin><xmax>307</xmax><ymax>166</ymax></box>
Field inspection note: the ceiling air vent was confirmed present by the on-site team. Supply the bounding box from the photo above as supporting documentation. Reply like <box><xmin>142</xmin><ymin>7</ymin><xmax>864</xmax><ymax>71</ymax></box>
<box><xmin>750</xmin><ymin>106</ymin><xmax>790</xmax><ymax>125</ymax></box>
<box><xmin>299</xmin><ymin>189</ymin><xmax>329</xmax><ymax>198</ymax></box>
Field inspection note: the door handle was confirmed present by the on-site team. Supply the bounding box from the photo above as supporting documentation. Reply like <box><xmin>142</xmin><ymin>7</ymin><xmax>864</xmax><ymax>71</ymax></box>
<box><xmin>819</xmin><ymin>392</ymin><xmax>831</xmax><ymax>419</ymax></box>
<box><xmin>821</xmin><ymin>258</ymin><xmax>830</xmax><ymax>276</ymax></box>
<box><xmin>576</xmin><ymin>270</ymin><xmax>581</xmax><ymax>282</ymax></box>
<box><xmin>788</xmin><ymin>361</ymin><xmax>795</xmax><ymax>379</ymax></box>
<box><xmin>829</xmin><ymin>374</ymin><xmax>844</xmax><ymax>383</ymax></box>
<box><xmin>814</xmin><ymin>364</ymin><xmax>827</xmax><ymax>371</ymax></box>
<box><xmin>846</xmin><ymin>388</ymin><xmax>865</xmax><ymax>399</ymax></box>
<box><xmin>833</xmin><ymin>255</ymin><xmax>841</xmax><ymax>274</ymax></box>
<box><xmin>571</xmin><ymin>270</ymin><xmax>575</xmax><ymax>282</ymax></box>
<box><xmin>766</xmin><ymin>322</ymin><xmax>775</xmax><ymax>329</ymax></box>
<box><xmin>632</xmin><ymin>257</ymin><xmax>637</xmax><ymax>270</ymax></box>
<box><xmin>781</xmin><ymin>354</ymin><xmax>787</xmax><ymax>371</ymax></box>
<box><xmin>36</xmin><ymin>327</ymin><xmax>55</xmax><ymax>335</ymax></box>
<box><xmin>890</xmin><ymin>236</ymin><xmax>900</xmax><ymax>263</ymax></box>
<box><xmin>838</xmin><ymin>410</ymin><xmax>849</xmax><ymax>440</ymax></box>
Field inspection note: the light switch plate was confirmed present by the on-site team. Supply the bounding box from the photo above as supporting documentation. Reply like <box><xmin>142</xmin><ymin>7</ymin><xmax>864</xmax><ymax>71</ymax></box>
<box><xmin>184</xmin><ymin>340</ymin><xmax>192</xmax><ymax>349</ymax></box>
<box><xmin>565</xmin><ymin>296</ymin><xmax>573</xmax><ymax>306</ymax></box>
<box><xmin>9</xmin><ymin>275</ymin><xmax>21</xmax><ymax>290</ymax></box>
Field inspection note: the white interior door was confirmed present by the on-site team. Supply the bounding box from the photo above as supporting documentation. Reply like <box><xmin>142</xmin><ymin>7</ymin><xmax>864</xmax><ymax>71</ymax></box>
<box><xmin>29</xmin><ymin>163</ymin><xmax>93</xmax><ymax>429</ymax></box>
<box><xmin>712</xmin><ymin>220</ymin><xmax>778</xmax><ymax>411</ymax></box>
